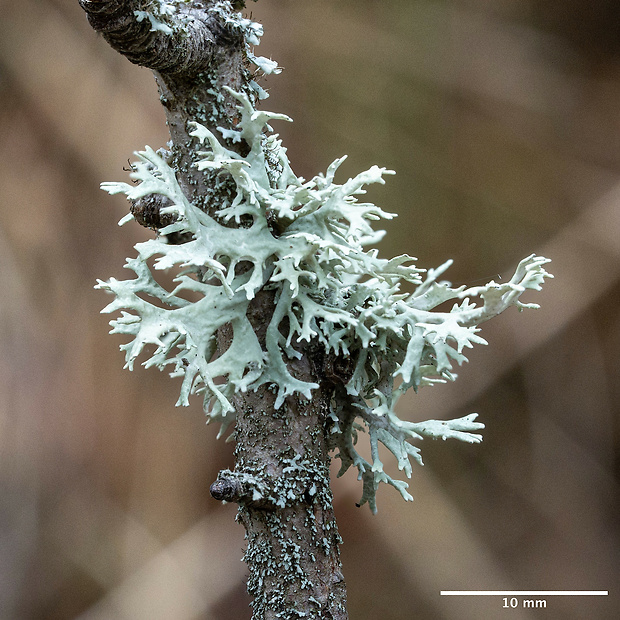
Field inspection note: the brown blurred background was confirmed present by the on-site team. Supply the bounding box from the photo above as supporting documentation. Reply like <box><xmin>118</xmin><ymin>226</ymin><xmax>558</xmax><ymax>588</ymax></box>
<box><xmin>1</xmin><ymin>0</ymin><xmax>618</xmax><ymax>618</ymax></box>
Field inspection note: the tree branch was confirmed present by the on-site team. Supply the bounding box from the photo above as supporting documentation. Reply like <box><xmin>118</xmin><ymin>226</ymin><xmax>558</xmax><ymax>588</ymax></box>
<box><xmin>81</xmin><ymin>0</ymin><xmax>253</xmax><ymax>211</ymax></box>
<box><xmin>81</xmin><ymin>2</ymin><xmax>349</xmax><ymax>618</ymax></box>
<box><xmin>79</xmin><ymin>0</ymin><xmax>239</xmax><ymax>75</ymax></box>
<box><xmin>84</xmin><ymin>2</ymin><xmax>548</xmax><ymax>617</ymax></box>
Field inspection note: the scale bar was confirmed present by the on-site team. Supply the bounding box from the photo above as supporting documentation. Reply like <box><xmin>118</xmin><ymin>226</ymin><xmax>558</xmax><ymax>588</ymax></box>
<box><xmin>440</xmin><ymin>591</ymin><xmax>608</xmax><ymax>596</ymax></box>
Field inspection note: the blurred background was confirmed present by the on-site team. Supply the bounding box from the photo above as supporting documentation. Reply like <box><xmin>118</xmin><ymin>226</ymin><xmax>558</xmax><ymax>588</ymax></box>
<box><xmin>0</xmin><ymin>0</ymin><xmax>618</xmax><ymax>618</ymax></box>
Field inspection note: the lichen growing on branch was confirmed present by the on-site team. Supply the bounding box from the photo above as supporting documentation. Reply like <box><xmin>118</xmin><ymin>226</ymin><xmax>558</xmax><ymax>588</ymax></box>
<box><xmin>97</xmin><ymin>15</ymin><xmax>552</xmax><ymax>512</ymax></box>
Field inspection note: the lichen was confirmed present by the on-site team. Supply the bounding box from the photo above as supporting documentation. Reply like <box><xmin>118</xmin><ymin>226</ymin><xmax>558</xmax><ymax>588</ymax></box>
<box><xmin>239</xmin><ymin>454</ymin><xmax>342</xmax><ymax>619</ymax></box>
<box><xmin>97</xmin><ymin>26</ymin><xmax>552</xmax><ymax>511</ymax></box>
<box><xmin>134</xmin><ymin>0</ymin><xmax>193</xmax><ymax>35</ymax></box>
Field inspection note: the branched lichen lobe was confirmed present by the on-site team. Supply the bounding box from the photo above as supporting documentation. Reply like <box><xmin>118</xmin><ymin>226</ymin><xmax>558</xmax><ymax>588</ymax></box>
<box><xmin>97</xmin><ymin>85</ymin><xmax>551</xmax><ymax>509</ymax></box>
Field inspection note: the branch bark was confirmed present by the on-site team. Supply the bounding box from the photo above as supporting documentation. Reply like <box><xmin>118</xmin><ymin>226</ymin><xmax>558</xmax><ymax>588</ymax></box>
<box><xmin>80</xmin><ymin>0</ymin><xmax>250</xmax><ymax>206</ymax></box>
<box><xmin>80</xmin><ymin>1</ymin><xmax>348</xmax><ymax>617</ymax></box>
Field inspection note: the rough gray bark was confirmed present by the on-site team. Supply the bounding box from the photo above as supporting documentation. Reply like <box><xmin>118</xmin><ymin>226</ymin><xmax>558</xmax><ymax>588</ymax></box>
<box><xmin>79</xmin><ymin>1</ymin><xmax>348</xmax><ymax>618</ymax></box>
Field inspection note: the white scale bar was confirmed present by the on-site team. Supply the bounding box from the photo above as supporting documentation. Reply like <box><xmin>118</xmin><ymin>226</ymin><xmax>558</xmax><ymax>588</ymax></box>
<box><xmin>440</xmin><ymin>591</ymin><xmax>608</xmax><ymax>596</ymax></box>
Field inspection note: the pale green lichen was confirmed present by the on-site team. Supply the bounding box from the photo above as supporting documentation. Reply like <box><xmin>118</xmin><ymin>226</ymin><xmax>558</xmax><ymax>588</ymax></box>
<box><xmin>134</xmin><ymin>0</ymin><xmax>192</xmax><ymax>34</ymax></box>
<box><xmin>240</xmin><ymin>454</ymin><xmax>342</xmax><ymax>618</ymax></box>
<box><xmin>97</xmin><ymin>29</ymin><xmax>552</xmax><ymax>511</ymax></box>
<box><xmin>225</xmin><ymin>12</ymin><xmax>282</xmax><ymax>76</ymax></box>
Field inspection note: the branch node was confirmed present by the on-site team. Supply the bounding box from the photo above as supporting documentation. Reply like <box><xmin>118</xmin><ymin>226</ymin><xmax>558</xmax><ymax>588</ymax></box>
<box><xmin>210</xmin><ymin>477</ymin><xmax>243</xmax><ymax>502</ymax></box>
<box><xmin>130</xmin><ymin>193</ymin><xmax>176</xmax><ymax>231</ymax></box>
<box><xmin>210</xmin><ymin>470</ymin><xmax>270</xmax><ymax>507</ymax></box>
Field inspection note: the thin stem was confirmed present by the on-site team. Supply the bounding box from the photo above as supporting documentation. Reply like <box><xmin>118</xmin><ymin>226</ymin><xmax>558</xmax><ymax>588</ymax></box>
<box><xmin>80</xmin><ymin>2</ymin><xmax>349</xmax><ymax>617</ymax></box>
